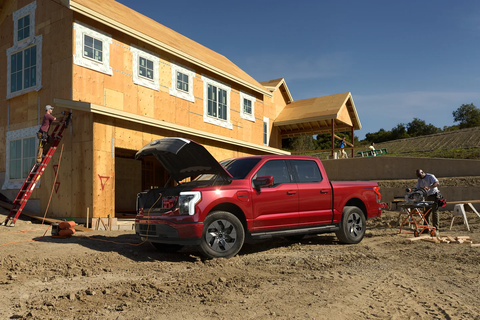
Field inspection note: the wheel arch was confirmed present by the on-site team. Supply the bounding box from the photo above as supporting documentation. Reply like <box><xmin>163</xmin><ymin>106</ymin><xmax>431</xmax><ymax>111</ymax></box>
<box><xmin>344</xmin><ymin>198</ymin><xmax>367</xmax><ymax>217</ymax></box>
<box><xmin>209</xmin><ymin>202</ymin><xmax>248</xmax><ymax>232</ymax></box>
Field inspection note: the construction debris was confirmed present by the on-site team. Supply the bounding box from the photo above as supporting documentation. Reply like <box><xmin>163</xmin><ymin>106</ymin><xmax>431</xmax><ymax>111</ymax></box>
<box><xmin>408</xmin><ymin>235</ymin><xmax>476</xmax><ymax>245</ymax></box>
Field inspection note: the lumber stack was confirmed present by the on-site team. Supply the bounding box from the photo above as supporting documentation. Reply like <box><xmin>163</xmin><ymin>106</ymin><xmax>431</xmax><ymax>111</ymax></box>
<box><xmin>408</xmin><ymin>235</ymin><xmax>478</xmax><ymax>246</ymax></box>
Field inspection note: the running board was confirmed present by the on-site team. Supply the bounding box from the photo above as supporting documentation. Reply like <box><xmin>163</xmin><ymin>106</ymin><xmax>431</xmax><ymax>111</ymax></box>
<box><xmin>249</xmin><ymin>225</ymin><xmax>339</xmax><ymax>240</ymax></box>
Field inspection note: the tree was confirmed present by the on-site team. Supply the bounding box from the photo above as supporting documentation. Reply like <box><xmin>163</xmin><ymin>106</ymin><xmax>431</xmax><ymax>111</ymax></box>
<box><xmin>365</xmin><ymin>128</ymin><xmax>393</xmax><ymax>143</ymax></box>
<box><xmin>452</xmin><ymin>103</ymin><xmax>480</xmax><ymax>129</ymax></box>
<box><xmin>406</xmin><ymin>118</ymin><xmax>439</xmax><ymax>137</ymax></box>
<box><xmin>282</xmin><ymin>136</ymin><xmax>316</xmax><ymax>151</ymax></box>
<box><xmin>391</xmin><ymin>123</ymin><xmax>409</xmax><ymax>140</ymax></box>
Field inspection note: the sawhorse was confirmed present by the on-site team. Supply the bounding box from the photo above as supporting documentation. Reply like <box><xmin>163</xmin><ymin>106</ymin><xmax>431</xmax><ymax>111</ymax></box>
<box><xmin>449</xmin><ymin>200</ymin><xmax>480</xmax><ymax>232</ymax></box>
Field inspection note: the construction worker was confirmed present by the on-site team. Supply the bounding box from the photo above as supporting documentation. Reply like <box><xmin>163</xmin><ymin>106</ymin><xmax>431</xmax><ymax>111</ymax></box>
<box><xmin>338</xmin><ymin>137</ymin><xmax>348</xmax><ymax>159</ymax></box>
<box><xmin>36</xmin><ymin>105</ymin><xmax>63</xmax><ymax>163</ymax></box>
<box><xmin>415</xmin><ymin>169</ymin><xmax>441</xmax><ymax>235</ymax></box>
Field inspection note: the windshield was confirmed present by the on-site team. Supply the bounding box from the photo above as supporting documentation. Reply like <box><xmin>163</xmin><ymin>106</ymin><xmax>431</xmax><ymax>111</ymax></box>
<box><xmin>194</xmin><ymin>158</ymin><xmax>261</xmax><ymax>181</ymax></box>
<box><xmin>221</xmin><ymin>158</ymin><xmax>261</xmax><ymax>179</ymax></box>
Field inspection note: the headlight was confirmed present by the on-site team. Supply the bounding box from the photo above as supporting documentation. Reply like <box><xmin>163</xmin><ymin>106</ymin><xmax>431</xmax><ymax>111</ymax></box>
<box><xmin>178</xmin><ymin>191</ymin><xmax>201</xmax><ymax>215</ymax></box>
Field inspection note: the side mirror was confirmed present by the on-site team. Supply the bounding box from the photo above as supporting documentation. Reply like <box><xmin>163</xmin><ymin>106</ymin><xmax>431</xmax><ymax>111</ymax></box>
<box><xmin>253</xmin><ymin>176</ymin><xmax>274</xmax><ymax>192</ymax></box>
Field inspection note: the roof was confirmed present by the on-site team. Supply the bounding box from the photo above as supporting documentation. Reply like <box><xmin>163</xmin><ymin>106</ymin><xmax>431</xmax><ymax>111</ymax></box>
<box><xmin>66</xmin><ymin>0</ymin><xmax>271</xmax><ymax>97</ymax></box>
<box><xmin>260</xmin><ymin>78</ymin><xmax>294</xmax><ymax>104</ymax></box>
<box><xmin>274</xmin><ymin>92</ymin><xmax>361</xmax><ymax>137</ymax></box>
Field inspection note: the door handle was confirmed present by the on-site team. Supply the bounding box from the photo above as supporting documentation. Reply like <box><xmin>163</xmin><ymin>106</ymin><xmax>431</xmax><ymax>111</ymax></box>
<box><xmin>286</xmin><ymin>191</ymin><xmax>297</xmax><ymax>195</ymax></box>
<box><xmin>320</xmin><ymin>190</ymin><xmax>329</xmax><ymax>194</ymax></box>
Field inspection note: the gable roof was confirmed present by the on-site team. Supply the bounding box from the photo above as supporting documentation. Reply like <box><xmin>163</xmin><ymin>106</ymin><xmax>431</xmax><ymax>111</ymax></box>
<box><xmin>274</xmin><ymin>92</ymin><xmax>361</xmax><ymax>137</ymax></box>
<box><xmin>66</xmin><ymin>0</ymin><xmax>271</xmax><ymax>97</ymax></box>
<box><xmin>260</xmin><ymin>78</ymin><xmax>294</xmax><ymax>104</ymax></box>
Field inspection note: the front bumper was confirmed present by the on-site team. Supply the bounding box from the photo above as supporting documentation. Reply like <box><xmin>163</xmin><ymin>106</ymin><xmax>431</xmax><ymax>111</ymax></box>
<box><xmin>135</xmin><ymin>220</ymin><xmax>203</xmax><ymax>246</ymax></box>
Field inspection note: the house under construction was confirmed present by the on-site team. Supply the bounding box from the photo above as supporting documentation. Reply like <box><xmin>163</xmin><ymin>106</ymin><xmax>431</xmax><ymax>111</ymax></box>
<box><xmin>0</xmin><ymin>0</ymin><xmax>361</xmax><ymax>222</ymax></box>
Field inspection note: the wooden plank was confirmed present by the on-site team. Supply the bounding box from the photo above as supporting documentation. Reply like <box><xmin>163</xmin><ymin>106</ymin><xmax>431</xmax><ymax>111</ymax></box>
<box><xmin>422</xmin><ymin>238</ymin><xmax>440</xmax><ymax>243</ymax></box>
<box><xmin>447</xmin><ymin>236</ymin><xmax>456</xmax><ymax>242</ymax></box>
<box><xmin>448</xmin><ymin>200</ymin><xmax>480</xmax><ymax>205</ymax></box>
<box><xmin>407</xmin><ymin>235</ymin><xmax>431</xmax><ymax>241</ymax></box>
<box><xmin>471</xmin><ymin>244</ymin><xmax>480</xmax><ymax>247</ymax></box>
<box><xmin>456</xmin><ymin>236</ymin><xmax>472</xmax><ymax>240</ymax></box>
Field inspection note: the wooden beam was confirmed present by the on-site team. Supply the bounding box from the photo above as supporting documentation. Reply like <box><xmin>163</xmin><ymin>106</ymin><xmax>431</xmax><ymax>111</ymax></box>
<box><xmin>351</xmin><ymin>126</ymin><xmax>355</xmax><ymax>158</ymax></box>
<box><xmin>331</xmin><ymin>119</ymin><xmax>335</xmax><ymax>157</ymax></box>
<box><xmin>333</xmin><ymin>134</ymin><xmax>354</xmax><ymax>147</ymax></box>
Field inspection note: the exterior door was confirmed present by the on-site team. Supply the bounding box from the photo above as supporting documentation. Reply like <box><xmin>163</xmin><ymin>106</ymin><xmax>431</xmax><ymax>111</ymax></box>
<box><xmin>251</xmin><ymin>159</ymin><xmax>299</xmax><ymax>231</ymax></box>
<box><xmin>291</xmin><ymin>160</ymin><xmax>333</xmax><ymax>225</ymax></box>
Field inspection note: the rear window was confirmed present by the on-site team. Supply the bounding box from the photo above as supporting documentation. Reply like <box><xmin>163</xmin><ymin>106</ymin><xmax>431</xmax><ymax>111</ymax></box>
<box><xmin>292</xmin><ymin>160</ymin><xmax>323</xmax><ymax>183</ymax></box>
<box><xmin>221</xmin><ymin>158</ymin><xmax>261</xmax><ymax>179</ymax></box>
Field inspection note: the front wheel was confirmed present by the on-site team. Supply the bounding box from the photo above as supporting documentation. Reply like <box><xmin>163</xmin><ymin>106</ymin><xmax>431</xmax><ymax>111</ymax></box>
<box><xmin>335</xmin><ymin>206</ymin><xmax>366</xmax><ymax>244</ymax></box>
<box><xmin>199</xmin><ymin>211</ymin><xmax>245</xmax><ymax>259</ymax></box>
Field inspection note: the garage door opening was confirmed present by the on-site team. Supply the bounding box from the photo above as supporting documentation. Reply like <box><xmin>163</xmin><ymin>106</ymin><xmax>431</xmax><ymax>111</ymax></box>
<box><xmin>114</xmin><ymin>148</ymin><xmax>172</xmax><ymax>215</ymax></box>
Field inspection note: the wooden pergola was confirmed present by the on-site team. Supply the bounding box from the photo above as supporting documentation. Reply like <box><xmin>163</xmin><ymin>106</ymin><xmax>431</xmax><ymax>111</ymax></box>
<box><xmin>273</xmin><ymin>92</ymin><xmax>362</xmax><ymax>158</ymax></box>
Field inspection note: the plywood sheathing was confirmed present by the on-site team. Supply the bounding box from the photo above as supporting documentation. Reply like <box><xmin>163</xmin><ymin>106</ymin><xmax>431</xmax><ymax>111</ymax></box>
<box><xmin>0</xmin><ymin>0</ymin><xmax>16</xmax><ymax>26</ymax></box>
<box><xmin>54</xmin><ymin>98</ymin><xmax>290</xmax><ymax>155</ymax></box>
<box><xmin>260</xmin><ymin>78</ymin><xmax>294</xmax><ymax>104</ymax></box>
<box><xmin>274</xmin><ymin>92</ymin><xmax>361</xmax><ymax>138</ymax></box>
<box><xmin>69</xmin><ymin>0</ymin><xmax>270</xmax><ymax>97</ymax></box>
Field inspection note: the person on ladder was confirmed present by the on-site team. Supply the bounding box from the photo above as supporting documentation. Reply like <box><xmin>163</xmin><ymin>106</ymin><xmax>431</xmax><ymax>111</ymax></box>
<box><xmin>36</xmin><ymin>105</ymin><xmax>64</xmax><ymax>163</ymax></box>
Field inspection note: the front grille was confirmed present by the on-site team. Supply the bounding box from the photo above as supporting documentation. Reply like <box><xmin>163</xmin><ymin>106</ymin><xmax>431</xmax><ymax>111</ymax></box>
<box><xmin>136</xmin><ymin>223</ymin><xmax>179</xmax><ymax>239</ymax></box>
<box><xmin>138</xmin><ymin>224</ymin><xmax>156</xmax><ymax>236</ymax></box>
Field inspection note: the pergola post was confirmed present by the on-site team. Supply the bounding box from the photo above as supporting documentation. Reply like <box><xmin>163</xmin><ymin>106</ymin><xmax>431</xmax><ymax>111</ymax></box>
<box><xmin>351</xmin><ymin>125</ymin><xmax>355</xmax><ymax>158</ymax></box>
<box><xmin>331</xmin><ymin>119</ymin><xmax>335</xmax><ymax>158</ymax></box>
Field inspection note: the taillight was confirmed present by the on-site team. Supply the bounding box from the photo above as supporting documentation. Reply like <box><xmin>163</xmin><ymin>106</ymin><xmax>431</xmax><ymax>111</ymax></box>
<box><xmin>374</xmin><ymin>186</ymin><xmax>381</xmax><ymax>201</ymax></box>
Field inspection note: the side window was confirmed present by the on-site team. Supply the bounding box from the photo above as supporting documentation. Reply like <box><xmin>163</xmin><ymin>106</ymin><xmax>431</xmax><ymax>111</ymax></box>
<box><xmin>7</xmin><ymin>1</ymin><xmax>42</xmax><ymax>99</ymax></box>
<box><xmin>130</xmin><ymin>45</ymin><xmax>159</xmax><ymax>91</ymax></box>
<box><xmin>292</xmin><ymin>160</ymin><xmax>323</xmax><ymax>183</ymax></box>
<box><xmin>254</xmin><ymin>160</ymin><xmax>291</xmax><ymax>185</ymax></box>
<box><xmin>83</xmin><ymin>34</ymin><xmax>103</xmax><ymax>62</ymax></box>
<box><xmin>240</xmin><ymin>91</ymin><xmax>255</xmax><ymax>122</ymax></box>
<box><xmin>73</xmin><ymin>22</ymin><xmax>112</xmax><ymax>75</ymax></box>
<box><xmin>169</xmin><ymin>62</ymin><xmax>195</xmax><ymax>102</ymax></box>
<box><xmin>201</xmin><ymin>75</ymin><xmax>232</xmax><ymax>129</ymax></box>
<box><xmin>17</xmin><ymin>14</ymin><xmax>30</xmax><ymax>42</ymax></box>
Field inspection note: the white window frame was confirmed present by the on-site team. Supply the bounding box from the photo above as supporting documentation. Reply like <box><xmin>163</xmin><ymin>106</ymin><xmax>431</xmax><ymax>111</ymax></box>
<box><xmin>130</xmin><ymin>45</ymin><xmax>160</xmax><ymax>91</ymax></box>
<box><xmin>12</xmin><ymin>1</ymin><xmax>36</xmax><ymax>47</ymax></box>
<box><xmin>201</xmin><ymin>75</ymin><xmax>232</xmax><ymax>129</ymax></box>
<box><xmin>73</xmin><ymin>22</ymin><xmax>112</xmax><ymax>75</ymax></box>
<box><xmin>263</xmin><ymin>117</ymin><xmax>269</xmax><ymax>146</ymax></box>
<box><xmin>240</xmin><ymin>91</ymin><xmax>255</xmax><ymax>122</ymax></box>
<box><xmin>6</xmin><ymin>2</ymin><xmax>42</xmax><ymax>100</ymax></box>
<box><xmin>169</xmin><ymin>62</ymin><xmax>195</xmax><ymax>103</ymax></box>
<box><xmin>2</xmin><ymin>126</ymin><xmax>41</xmax><ymax>190</ymax></box>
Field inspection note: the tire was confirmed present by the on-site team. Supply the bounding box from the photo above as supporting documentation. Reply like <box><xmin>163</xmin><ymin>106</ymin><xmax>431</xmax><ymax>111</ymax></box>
<box><xmin>335</xmin><ymin>206</ymin><xmax>366</xmax><ymax>244</ymax></box>
<box><xmin>284</xmin><ymin>234</ymin><xmax>305</xmax><ymax>242</ymax></box>
<box><xmin>199</xmin><ymin>211</ymin><xmax>245</xmax><ymax>259</ymax></box>
<box><xmin>150</xmin><ymin>242</ymin><xmax>184</xmax><ymax>253</ymax></box>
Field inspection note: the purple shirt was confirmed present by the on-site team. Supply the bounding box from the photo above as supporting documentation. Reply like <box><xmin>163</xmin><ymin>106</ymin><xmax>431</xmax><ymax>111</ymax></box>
<box><xmin>40</xmin><ymin>113</ymin><xmax>55</xmax><ymax>132</ymax></box>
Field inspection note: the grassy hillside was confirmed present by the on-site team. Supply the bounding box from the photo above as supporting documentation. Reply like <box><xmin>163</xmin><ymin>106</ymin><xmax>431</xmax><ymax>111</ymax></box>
<box><xmin>376</xmin><ymin>126</ymin><xmax>480</xmax><ymax>159</ymax></box>
<box><xmin>292</xmin><ymin>126</ymin><xmax>480</xmax><ymax>159</ymax></box>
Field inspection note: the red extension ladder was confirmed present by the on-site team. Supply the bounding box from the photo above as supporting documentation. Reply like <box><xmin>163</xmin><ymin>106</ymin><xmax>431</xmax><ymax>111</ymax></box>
<box><xmin>1</xmin><ymin>112</ymin><xmax>72</xmax><ymax>227</ymax></box>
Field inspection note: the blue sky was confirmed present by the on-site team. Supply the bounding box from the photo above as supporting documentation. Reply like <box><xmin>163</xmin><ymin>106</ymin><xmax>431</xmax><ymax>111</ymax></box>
<box><xmin>118</xmin><ymin>0</ymin><xmax>480</xmax><ymax>139</ymax></box>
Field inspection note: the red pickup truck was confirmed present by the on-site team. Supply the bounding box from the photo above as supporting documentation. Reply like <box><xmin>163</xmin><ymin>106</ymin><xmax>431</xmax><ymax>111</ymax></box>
<box><xmin>135</xmin><ymin>138</ymin><xmax>386</xmax><ymax>258</ymax></box>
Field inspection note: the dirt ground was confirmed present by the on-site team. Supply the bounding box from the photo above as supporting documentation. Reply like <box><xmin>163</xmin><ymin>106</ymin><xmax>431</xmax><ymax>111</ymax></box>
<box><xmin>1</xmin><ymin>206</ymin><xmax>480</xmax><ymax>320</ymax></box>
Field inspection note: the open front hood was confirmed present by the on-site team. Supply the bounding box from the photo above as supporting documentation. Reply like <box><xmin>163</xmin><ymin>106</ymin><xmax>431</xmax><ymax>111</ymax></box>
<box><xmin>135</xmin><ymin>138</ymin><xmax>232</xmax><ymax>182</ymax></box>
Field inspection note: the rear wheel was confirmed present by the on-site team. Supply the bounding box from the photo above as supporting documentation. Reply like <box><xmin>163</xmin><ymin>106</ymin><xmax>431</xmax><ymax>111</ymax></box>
<box><xmin>150</xmin><ymin>242</ymin><xmax>184</xmax><ymax>253</ymax></box>
<box><xmin>335</xmin><ymin>206</ymin><xmax>366</xmax><ymax>244</ymax></box>
<box><xmin>199</xmin><ymin>211</ymin><xmax>245</xmax><ymax>259</ymax></box>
